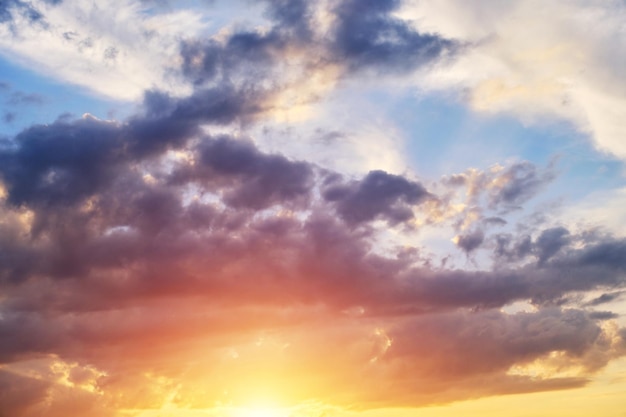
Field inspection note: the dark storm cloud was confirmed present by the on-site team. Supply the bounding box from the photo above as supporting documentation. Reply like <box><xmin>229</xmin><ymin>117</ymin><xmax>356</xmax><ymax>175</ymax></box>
<box><xmin>322</xmin><ymin>170</ymin><xmax>430</xmax><ymax>226</ymax></box>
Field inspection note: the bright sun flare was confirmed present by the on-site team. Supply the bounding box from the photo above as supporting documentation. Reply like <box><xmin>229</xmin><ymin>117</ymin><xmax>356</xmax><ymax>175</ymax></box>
<box><xmin>234</xmin><ymin>406</ymin><xmax>287</xmax><ymax>417</ymax></box>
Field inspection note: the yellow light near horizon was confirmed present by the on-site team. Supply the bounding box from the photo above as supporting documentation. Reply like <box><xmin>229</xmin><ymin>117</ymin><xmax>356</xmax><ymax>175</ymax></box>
<box><xmin>233</xmin><ymin>406</ymin><xmax>288</xmax><ymax>417</ymax></box>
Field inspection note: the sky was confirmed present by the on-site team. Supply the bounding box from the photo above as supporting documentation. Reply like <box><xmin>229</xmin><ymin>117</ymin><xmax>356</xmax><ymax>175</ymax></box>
<box><xmin>0</xmin><ymin>1</ymin><xmax>625</xmax><ymax>416</ymax></box>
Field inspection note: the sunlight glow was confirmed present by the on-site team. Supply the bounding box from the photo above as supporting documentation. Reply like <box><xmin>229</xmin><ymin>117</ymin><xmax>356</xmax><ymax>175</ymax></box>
<box><xmin>233</xmin><ymin>406</ymin><xmax>289</xmax><ymax>417</ymax></box>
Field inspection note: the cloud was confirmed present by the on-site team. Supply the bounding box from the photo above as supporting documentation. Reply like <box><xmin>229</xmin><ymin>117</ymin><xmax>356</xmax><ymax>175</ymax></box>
<box><xmin>0</xmin><ymin>0</ymin><xmax>458</xmax><ymax>102</ymax></box>
<box><xmin>170</xmin><ymin>135</ymin><xmax>314</xmax><ymax>210</ymax></box>
<box><xmin>0</xmin><ymin>1</ymin><xmax>625</xmax><ymax>416</ymax></box>
<box><xmin>322</xmin><ymin>170</ymin><xmax>430</xmax><ymax>226</ymax></box>
<box><xmin>400</xmin><ymin>0</ymin><xmax>626</xmax><ymax>159</ymax></box>
<box><xmin>586</xmin><ymin>292</ymin><xmax>625</xmax><ymax>307</ymax></box>
<box><xmin>454</xmin><ymin>229</ymin><xmax>484</xmax><ymax>254</ymax></box>
<box><xmin>0</xmin><ymin>108</ymin><xmax>625</xmax><ymax>412</ymax></box>
<box><xmin>0</xmin><ymin>0</ymin><xmax>206</xmax><ymax>100</ymax></box>
<box><xmin>329</xmin><ymin>0</ymin><xmax>458</xmax><ymax>73</ymax></box>
<box><xmin>535</xmin><ymin>226</ymin><xmax>570</xmax><ymax>264</ymax></box>
<box><xmin>447</xmin><ymin>161</ymin><xmax>556</xmax><ymax>212</ymax></box>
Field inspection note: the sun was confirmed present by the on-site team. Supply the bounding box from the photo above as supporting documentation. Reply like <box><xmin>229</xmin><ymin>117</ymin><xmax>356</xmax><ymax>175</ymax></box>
<box><xmin>233</xmin><ymin>406</ymin><xmax>288</xmax><ymax>417</ymax></box>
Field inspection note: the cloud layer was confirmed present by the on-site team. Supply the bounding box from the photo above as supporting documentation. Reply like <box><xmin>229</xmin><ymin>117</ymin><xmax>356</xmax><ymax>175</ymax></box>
<box><xmin>0</xmin><ymin>1</ymin><xmax>625</xmax><ymax>416</ymax></box>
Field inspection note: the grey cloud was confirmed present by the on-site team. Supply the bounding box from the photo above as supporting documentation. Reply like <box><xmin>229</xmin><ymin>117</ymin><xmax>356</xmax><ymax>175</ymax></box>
<box><xmin>264</xmin><ymin>0</ymin><xmax>312</xmax><ymax>40</ymax></box>
<box><xmin>387</xmin><ymin>309</ymin><xmax>604</xmax><ymax>377</ymax></box>
<box><xmin>330</xmin><ymin>0</ymin><xmax>457</xmax><ymax>73</ymax></box>
<box><xmin>322</xmin><ymin>170</ymin><xmax>430</xmax><ymax>226</ymax></box>
<box><xmin>171</xmin><ymin>135</ymin><xmax>314</xmax><ymax>210</ymax></box>
<box><xmin>383</xmin><ymin>236</ymin><xmax>626</xmax><ymax>313</ymax></box>
<box><xmin>180</xmin><ymin>31</ymin><xmax>286</xmax><ymax>86</ymax></box>
<box><xmin>494</xmin><ymin>227</ymin><xmax>569</xmax><ymax>265</ymax></box>
<box><xmin>575</xmin><ymin>238</ymin><xmax>626</xmax><ymax>269</ymax></box>
<box><xmin>0</xmin><ymin>85</ymin><xmax>267</xmax><ymax>209</ymax></box>
<box><xmin>180</xmin><ymin>0</ymin><xmax>458</xmax><ymax>90</ymax></box>
<box><xmin>0</xmin><ymin>117</ymin><xmax>125</xmax><ymax>208</ymax></box>
<box><xmin>489</xmin><ymin>161</ymin><xmax>556</xmax><ymax>210</ymax></box>
<box><xmin>535</xmin><ymin>226</ymin><xmax>570</xmax><ymax>264</ymax></box>
<box><xmin>588</xmin><ymin>311</ymin><xmax>620</xmax><ymax>320</ymax></box>
<box><xmin>455</xmin><ymin>229</ymin><xmax>485</xmax><ymax>254</ymax></box>
<box><xmin>586</xmin><ymin>291</ymin><xmax>624</xmax><ymax>306</ymax></box>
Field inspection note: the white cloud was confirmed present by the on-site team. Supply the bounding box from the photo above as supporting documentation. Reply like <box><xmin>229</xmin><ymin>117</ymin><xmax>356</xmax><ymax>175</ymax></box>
<box><xmin>400</xmin><ymin>0</ymin><xmax>626</xmax><ymax>159</ymax></box>
<box><xmin>0</xmin><ymin>0</ymin><xmax>208</xmax><ymax>100</ymax></box>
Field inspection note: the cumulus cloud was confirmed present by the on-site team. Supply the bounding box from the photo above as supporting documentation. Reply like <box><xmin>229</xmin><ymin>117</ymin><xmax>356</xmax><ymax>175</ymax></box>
<box><xmin>322</xmin><ymin>170</ymin><xmax>430</xmax><ymax>226</ymax></box>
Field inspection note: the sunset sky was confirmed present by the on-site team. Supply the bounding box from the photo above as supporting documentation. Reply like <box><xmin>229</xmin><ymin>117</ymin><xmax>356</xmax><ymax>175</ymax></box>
<box><xmin>1</xmin><ymin>1</ymin><xmax>625</xmax><ymax>416</ymax></box>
